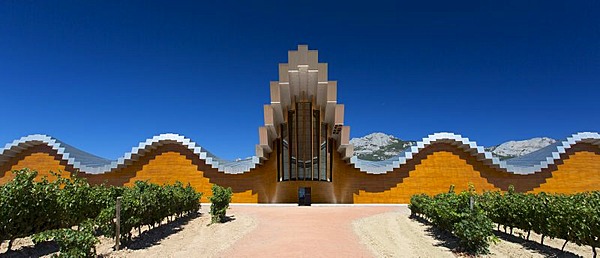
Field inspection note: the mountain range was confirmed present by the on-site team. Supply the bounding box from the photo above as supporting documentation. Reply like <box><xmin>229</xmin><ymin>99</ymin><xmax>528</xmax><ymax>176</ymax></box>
<box><xmin>350</xmin><ymin>132</ymin><xmax>556</xmax><ymax>161</ymax></box>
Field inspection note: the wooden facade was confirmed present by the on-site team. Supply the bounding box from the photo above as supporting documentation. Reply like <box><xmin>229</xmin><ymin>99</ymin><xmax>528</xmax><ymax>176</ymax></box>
<box><xmin>2</xmin><ymin>141</ymin><xmax>599</xmax><ymax>204</ymax></box>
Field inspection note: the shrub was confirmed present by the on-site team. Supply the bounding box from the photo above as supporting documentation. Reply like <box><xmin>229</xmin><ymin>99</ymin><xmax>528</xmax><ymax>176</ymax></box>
<box><xmin>32</xmin><ymin>220</ymin><xmax>98</xmax><ymax>258</ymax></box>
<box><xmin>409</xmin><ymin>193</ymin><xmax>430</xmax><ymax>217</ymax></box>
<box><xmin>209</xmin><ymin>184</ymin><xmax>232</xmax><ymax>223</ymax></box>
<box><xmin>0</xmin><ymin>169</ymin><xmax>62</xmax><ymax>250</ymax></box>
<box><xmin>409</xmin><ymin>185</ymin><xmax>495</xmax><ymax>254</ymax></box>
<box><xmin>453</xmin><ymin>208</ymin><xmax>494</xmax><ymax>253</ymax></box>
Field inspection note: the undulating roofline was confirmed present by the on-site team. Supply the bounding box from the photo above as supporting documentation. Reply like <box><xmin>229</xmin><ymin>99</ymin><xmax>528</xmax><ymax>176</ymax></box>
<box><xmin>0</xmin><ymin>134</ymin><xmax>259</xmax><ymax>175</ymax></box>
<box><xmin>350</xmin><ymin>132</ymin><xmax>600</xmax><ymax>175</ymax></box>
<box><xmin>1</xmin><ymin>132</ymin><xmax>599</xmax><ymax>175</ymax></box>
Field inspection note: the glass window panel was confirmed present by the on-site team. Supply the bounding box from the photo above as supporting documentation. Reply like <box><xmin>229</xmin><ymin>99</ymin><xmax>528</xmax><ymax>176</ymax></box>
<box><xmin>296</xmin><ymin>102</ymin><xmax>311</xmax><ymax>179</ymax></box>
<box><xmin>320</xmin><ymin>123</ymin><xmax>327</xmax><ymax>181</ymax></box>
<box><xmin>313</xmin><ymin>110</ymin><xmax>319</xmax><ymax>180</ymax></box>
<box><xmin>279</xmin><ymin>103</ymin><xmax>331</xmax><ymax>182</ymax></box>
<box><xmin>282</xmin><ymin>124</ymin><xmax>289</xmax><ymax>181</ymax></box>
<box><xmin>289</xmin><ymin>110</ymin><xmax>297</xmax><ymax>180</ymax></box>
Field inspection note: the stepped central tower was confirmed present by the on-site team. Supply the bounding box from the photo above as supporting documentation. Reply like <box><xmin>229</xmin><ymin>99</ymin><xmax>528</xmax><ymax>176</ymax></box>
<box><xmin>257</xmin><ymin>45</ymin><xmax>353</xmax><ymax>182</ymax></box>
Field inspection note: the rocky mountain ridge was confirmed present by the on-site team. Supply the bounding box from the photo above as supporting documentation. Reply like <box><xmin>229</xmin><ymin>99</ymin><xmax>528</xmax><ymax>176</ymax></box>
<box><xmin>486</xmin><ymin>137</ymin><xmax>556</xmax><ymax>159</ymax></box>
<box><xmin>350</xmin><ymin>133</ymin><xmax>556</xmax><ymax>161</ymax></box>
<box><xmin>350</xmin><ymin>133</ymin><xmax>415</xmax><ymax>161</ymax></box>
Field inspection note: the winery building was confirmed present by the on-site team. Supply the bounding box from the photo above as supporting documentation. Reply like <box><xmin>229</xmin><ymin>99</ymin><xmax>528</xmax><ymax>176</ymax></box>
<box><xmin>1</xmin><ymin>45</ymin><xmax>599</xmax><ymax>203</ymax></box>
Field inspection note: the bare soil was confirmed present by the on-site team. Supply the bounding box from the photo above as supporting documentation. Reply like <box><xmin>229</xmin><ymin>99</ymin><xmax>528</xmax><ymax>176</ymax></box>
<box><xmin>353</xmin><ymin>209</ymin><xmax>454</xmax><ymax>258</ymax></box>
<box><xmin>99</xmin><ymin>206</ymin><xmax>256</xmax><ymax>258</ymax></box>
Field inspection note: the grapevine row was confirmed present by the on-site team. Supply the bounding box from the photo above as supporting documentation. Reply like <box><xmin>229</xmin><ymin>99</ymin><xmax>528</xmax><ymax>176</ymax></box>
<box><xmin>409</xmin><ymin>185</ymin><xmax>495</xmax><ymax>254</ymax></box>
<box><xmin>410</xmin><ymin>185</ymin><xmax>600</xmax><ymax>257</ymax></box>
<box><xmin>479</xmin><ymin>186</ymin><xmax>600</xmax><ymax>257</ymax></box>
<box><xmin>0</xmin><ymin>168</ymin><xmax>203</xmax><ymax>257</ymax></box>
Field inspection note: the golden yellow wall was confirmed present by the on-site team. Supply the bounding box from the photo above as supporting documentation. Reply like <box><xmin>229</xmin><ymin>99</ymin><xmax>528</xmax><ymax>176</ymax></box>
<box><xmin>1</xmin><ymin>142</ymin><xmax>599</xmax><ymax>204</ymax></box>
<box><xmin>332</xmin><ymin>143</ymin><xmax>503</xmax><ymax>203</ymax></box>
<box><xmin>350</xmin><ymin>151</ymin><xmax>501</xmax><ymax>203</ymax></box>
<box><xmin>122</xmin><ymin>151</ymin><xmax>217</xmax><ymax>203</ymax></box>
<box><xmin>0</xmin><ymin>145</ymin><xmax>71</xmax><ymax>184</ymax></box>
<box><xmin>332</xmin><ymin>143</ymin><xmax>600</xmax><ymax>203</ymax></box>
<box><xmin>532</xmin><ymin>143</ymin><xmax>600</xmax><ymax>193</ymax></box>
<box><xmin>83</xmin><ymin>144</ymin><xmax>275</xmax><ymax>203</ymax></box>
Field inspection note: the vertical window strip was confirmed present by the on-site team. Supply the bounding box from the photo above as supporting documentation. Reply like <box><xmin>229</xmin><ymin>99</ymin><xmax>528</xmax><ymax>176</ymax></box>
<box><xmin>320</xmin><ymin>123</ymin><xmax>327</xmax><ymax>181</ymax></box>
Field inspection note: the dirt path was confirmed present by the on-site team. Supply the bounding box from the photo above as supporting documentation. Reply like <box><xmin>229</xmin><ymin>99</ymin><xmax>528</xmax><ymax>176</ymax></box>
<box><xmin>221</xmin><ymin>205</ymin><xmax>397</xmax><ymax>258</ymax></box>
<box><xmin>101</xmin><ymin>206</ymin><xmax>257</xmax><ymax>258</ymax></box>
<box><xmin>353</xmin><ymin>208</ymin><xmax>455</xmax><ymax>258</ymax></box>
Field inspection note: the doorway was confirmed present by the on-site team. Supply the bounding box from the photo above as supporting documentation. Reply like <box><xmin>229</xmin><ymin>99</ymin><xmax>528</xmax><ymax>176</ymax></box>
<box><xmin>298</xmin><ymin>187</ymin><xmax>312</xmax><ymax>206</ymax></box>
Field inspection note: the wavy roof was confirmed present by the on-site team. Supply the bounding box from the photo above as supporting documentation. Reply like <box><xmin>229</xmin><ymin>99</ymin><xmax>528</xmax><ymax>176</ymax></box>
<box><xmin>350</xmin><ymin>132</ymin><xmax>600</xmax><ymax>175</ymax></box>
<box><xmin>0</xmin><ymin>134</ymin><xmax>259</xmax><ymax>174</ymax></box>
<box><xmin>1</xmin><ymin>132</ymin><xmax>599</xmax><ymax>175</ymax></box>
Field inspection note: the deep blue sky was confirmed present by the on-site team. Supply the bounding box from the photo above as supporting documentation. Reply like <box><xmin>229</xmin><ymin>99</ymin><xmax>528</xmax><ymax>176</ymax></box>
<box><xmin>1</xmin><ymin>1</ymin><xmax>598</xmax><ymax>160</ymax></box>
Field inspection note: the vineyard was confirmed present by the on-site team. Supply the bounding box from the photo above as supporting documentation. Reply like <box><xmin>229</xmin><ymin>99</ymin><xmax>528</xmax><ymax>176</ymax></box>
<box><xmin>410</xmin><ymin>185</ymin><xmax>600</xmax><ymax>256</ymax></box>
<box><xmin>3</xmin><ymin>168</ymin><xmax>600</xmax><ymax>257</ymax></box>
<box><xmin>0</xmin><ymin>168</ymin><xmax>202</xmax><ymax>257</ymax></box>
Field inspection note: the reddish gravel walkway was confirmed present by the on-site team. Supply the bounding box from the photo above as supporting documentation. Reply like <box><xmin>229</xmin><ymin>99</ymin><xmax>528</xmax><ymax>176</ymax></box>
<box><xmin>220</xmin><ymin>205</ymin><xmax>398</xmax><ymax>258</ymax></box>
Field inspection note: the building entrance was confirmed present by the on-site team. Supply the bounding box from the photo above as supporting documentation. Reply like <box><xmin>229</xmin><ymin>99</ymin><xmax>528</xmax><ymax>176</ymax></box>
<box><xmin>298</xmin><ymin>187</ymin><xmax>312</xmax><ymax>206</ymax></box>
